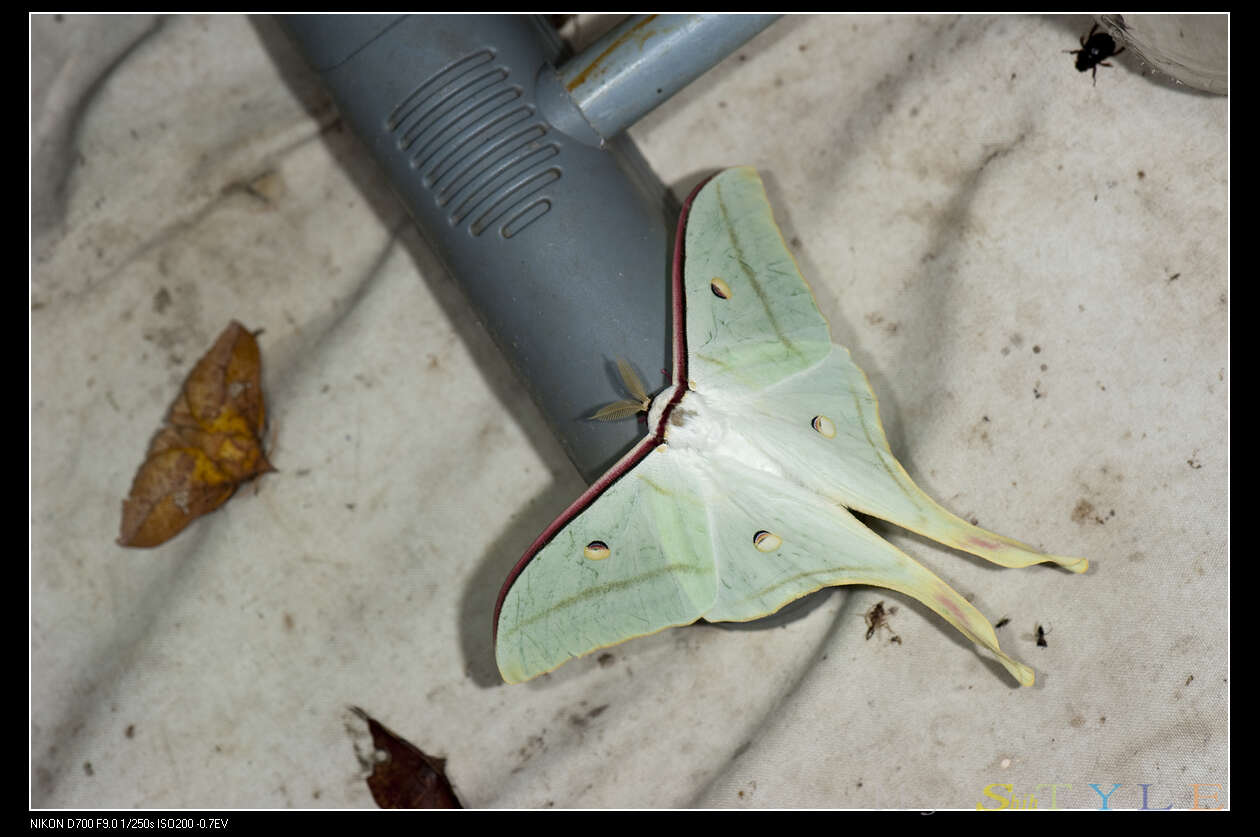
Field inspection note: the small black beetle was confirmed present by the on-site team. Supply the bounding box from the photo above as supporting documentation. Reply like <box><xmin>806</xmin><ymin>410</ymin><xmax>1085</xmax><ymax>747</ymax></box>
<box><xmin>1066</xmin><ymin>23</ymin><xmax>1125</xmax><ymax>85</ymax></box>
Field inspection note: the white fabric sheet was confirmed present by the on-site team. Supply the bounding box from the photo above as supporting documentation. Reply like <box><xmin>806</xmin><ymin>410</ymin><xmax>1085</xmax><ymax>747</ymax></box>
<box><xmin>31</xmin><ymin>14</ymin><xmax>1228</xmax><ymax>809</ymax></box>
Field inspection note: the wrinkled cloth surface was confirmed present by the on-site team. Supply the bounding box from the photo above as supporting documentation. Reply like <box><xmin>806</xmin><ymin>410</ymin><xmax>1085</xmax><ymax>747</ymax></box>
<box><xmin>31</xmin><ymin>14</ymin><xmax>1228</xmax><ymax>809</ymax></box>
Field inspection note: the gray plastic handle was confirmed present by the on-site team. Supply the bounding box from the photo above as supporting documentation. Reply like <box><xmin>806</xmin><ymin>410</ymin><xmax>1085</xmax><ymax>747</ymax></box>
<box><xmin>279</xmin><ymin>15</ymin><xmax>775</xmax><ymax>482</ymax></box>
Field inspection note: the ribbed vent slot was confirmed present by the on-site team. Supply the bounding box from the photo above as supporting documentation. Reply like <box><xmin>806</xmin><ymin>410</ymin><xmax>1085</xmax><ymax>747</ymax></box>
<box><xmin>451</xmin><ymin>145</ymin><xmax>559</xmax><ymax>227</ymax></box>
<box><xmin>388</xmin><ymin>50</ymin><xmax>494</xmax><ymax>132</ymax></box>
<box><xmin>389</xmin><ymin>50</ymin><xmax>562</xmax><ymax>239</ymax></box>
<box><xmin>437</xmin><ymin>126</ymin><xmax>549</xmax><ymax>208</ymax></box>
<box><xmin>470</xmin><ymin>168</ymin><xmax>561</xmax><ymax>236</ymax></box>
<box><xmin>501</xmin><ymin>199</ymin><xmax>552</xmax><ymax>239</ymax></box>
<box><xmin>425</xmin><ymin>115</ymin><xmax>540</xmax><ymax>191</ymax></box>
<box><xmin>396</xmin><ymin>68</ymin><xmax>510</xmax><ymax>152</ymax></box>
<box><xmin>410</xmin><ymin>87</ymin><xmax>522</xmax><ymax>171</ymax></box>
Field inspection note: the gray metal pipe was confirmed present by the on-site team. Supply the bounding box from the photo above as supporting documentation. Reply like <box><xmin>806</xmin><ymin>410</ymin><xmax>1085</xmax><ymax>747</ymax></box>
<box><xmin>556</xmin><ymin>14</ymin><xmax>781</xmax><ymax>142</ymax></box>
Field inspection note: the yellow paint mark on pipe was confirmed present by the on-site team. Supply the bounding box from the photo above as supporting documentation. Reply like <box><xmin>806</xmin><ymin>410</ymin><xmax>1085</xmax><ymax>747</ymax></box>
<box><xmin>566</xmin><ymin>15</ymin><xmax>659</xmax><ymax>92</ymax></box>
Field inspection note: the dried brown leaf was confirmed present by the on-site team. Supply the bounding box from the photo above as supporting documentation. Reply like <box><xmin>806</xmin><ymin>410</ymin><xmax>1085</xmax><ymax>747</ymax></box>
<box><xmin>118</xmin><ymin>321</ymin><xmax>273</xmax><ymax>548</ymax></box>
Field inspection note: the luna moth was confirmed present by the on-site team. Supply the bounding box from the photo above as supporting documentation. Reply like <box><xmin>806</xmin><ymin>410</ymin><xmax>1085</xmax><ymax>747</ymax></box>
<box><xmin>494</xmin><ymin>167</ymin><xmax>1087</xmax><ymax>687</ymax></box>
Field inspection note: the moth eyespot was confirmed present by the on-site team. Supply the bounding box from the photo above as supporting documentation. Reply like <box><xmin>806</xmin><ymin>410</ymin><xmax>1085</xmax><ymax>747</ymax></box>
<box><xmin>811</xmin><ymin>415</ymin><xmax>836</xmax><ymax>438</ymax></box>
<box><xmin>710</xmin><ymin>277</ymin><xmax>732</xmax><ymax>299</ymax></box>
<box><xmin>753</xmin><ymin>530</ymin><xmax>782</xmax><ymax>553</ymax></box>
<box><xmin>583</xmin><ymin>540</ymin><xmax>611</xmax><ymax>561</ymax></box>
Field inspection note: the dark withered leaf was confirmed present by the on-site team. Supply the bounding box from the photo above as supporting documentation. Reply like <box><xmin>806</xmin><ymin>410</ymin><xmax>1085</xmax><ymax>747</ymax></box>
<box><xmin>352</xmin><ymin>707</ymin><xmax>462</xmax><ymax>809</ymax></box>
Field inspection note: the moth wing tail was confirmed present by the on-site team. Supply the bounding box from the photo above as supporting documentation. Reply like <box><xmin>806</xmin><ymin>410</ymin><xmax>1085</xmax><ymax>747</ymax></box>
<box><xmin>856</xmin><ymin>459</ymin><xmax>1089</xmax><ymax>575</ymax></box>
<box><xmin>704</xmin><ymin>465</ymin><xmax>1035</xmax><ymax>686</ymax></box>
<box><xmin>762</xmin><ymin>346</ymin><xmax>1088</xmax><ymax>574</ymax></box>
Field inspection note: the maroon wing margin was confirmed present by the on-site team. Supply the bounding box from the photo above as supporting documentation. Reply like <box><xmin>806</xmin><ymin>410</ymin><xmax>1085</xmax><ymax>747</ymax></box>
<box><xmin>491</xmin><ymin>172</ymin><xmax>720</xmax><ymax>642</ymax></box>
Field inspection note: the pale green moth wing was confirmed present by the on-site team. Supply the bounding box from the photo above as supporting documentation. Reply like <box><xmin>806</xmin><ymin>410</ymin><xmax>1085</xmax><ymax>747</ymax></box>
<box><xmin>493</xmin><ymin>166</ymin><xmax>1087</xmax><ymax>686</ymax></box>
<box><xmin>494</xmin><ymin>444</ymin><xmax>716</xmax><ymax>684</ymax></box>
<box><xmin>690</xmin><ymin>168</ymin><xmax>1088</xmax><ymax>574</ymax></box>
<box><xmin>683</xmin><ymin>168</ymin><xmax>831</xmax><ymax>394</ymax></box>
<box><xmin>740</xmin><ymin>346</ymin><xmax>1089</xmax><ymax>572</ymax></box>
<box><xmin>701</xmin><ymin>460</ymin><xmax>1033</xmax><ymax>686</ymax></box>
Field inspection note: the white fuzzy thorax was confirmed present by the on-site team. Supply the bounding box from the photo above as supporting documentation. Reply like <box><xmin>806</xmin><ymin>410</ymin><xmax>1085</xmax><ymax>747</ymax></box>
<box><xmin>652</xmin><ymin>387</ymin><xmax>786</xmax><ymax>480</ymax></box>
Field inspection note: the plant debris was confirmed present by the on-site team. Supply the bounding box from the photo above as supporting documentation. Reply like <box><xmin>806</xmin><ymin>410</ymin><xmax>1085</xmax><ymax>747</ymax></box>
<box><xmin>351</xmin><ymin>707</ymin><xmax>462</xmax><ymax>809</ymax></box>
<box><xmin>117</xmin><ymin>321</ymin><xmax>274</xmax><ymax>547</ymax></box>
<box><xmin>865</xmin><ymin>601</ymin><xmax>902</xmax><ymax>644</ymax></box>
